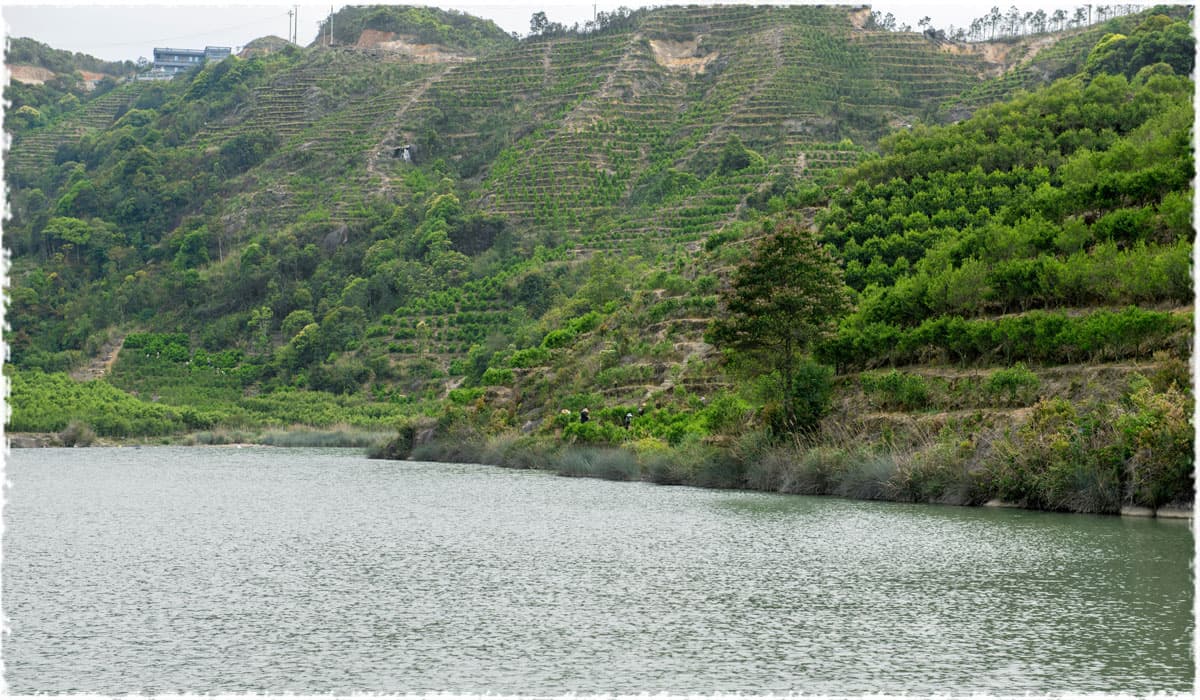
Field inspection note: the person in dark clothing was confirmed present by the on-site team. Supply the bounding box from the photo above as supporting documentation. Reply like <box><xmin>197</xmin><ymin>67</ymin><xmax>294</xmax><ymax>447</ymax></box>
<box><xmin>580</xmin><ymin>407</ymin><xmax>590</xmax><ymax>423</ymax></box>
<box><xmin>624</xmin><ymin>412</ymin><xmax>633</xmax><ymax>430</ymax></box>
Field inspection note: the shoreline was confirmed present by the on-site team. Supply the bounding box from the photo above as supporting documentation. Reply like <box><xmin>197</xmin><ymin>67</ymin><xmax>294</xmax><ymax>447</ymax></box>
<box><xmin>9</xmin><ymin>432</ymin><xmax>1192</xmax><ymax>520</ymax></box>
<box><xmin>372</xmin><ymin>432</ymin><xmax>1196</xmax><ymax>520</ymax></box>
<box><xmin>5</xmin><ymin>428</ymin><xmax>390</xmax><ymax>450</ymax></box>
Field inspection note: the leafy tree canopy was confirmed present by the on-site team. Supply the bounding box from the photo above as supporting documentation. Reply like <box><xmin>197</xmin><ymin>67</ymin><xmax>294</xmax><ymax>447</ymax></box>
<box><xmin>708</xmin><ymin>220</ymin><xmax>852</xmax><ymax>431</ymax></box>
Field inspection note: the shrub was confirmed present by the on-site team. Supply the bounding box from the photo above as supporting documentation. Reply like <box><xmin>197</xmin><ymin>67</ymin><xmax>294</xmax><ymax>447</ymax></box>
<box><xmin>481</xmin><ymin>434</ymin><xmax>553</xmax><ymax>469</ymax></box>
<box><xmin>688</xmin><ymin>444</ymin><xmax>745</xmax><ymax>489</ymax></box>
<box><xmin>369</xmin><ymin>417</ymin><xmax>431</xmax><ymax>460</ymax></box>
<box><xmin>776</xmin><ymin>445</ymin><xmax>846</xmax><ymax>495</ymax></box>
<box><xmin>985</xmin><ymin>398</ymin><xmax>1126</xmax><ymax>512</ymax></box>
<box><xmin>562</xmin><ymin>420</ymin><xmax>627</xmax><ymax>445</ymax></box>
<box><xmin>541</xmin><ymin>328</ymin><xmax>576</xmax><ymax>349</ymax></box>
<box><xmin>984</xmin><ymin>363</ymin><xmax>1040</xmax><ymax>406</ymax></box>
<box><xmin>58</xmin><ymin>420</ymin><xmax>97</xmax><ymax>447</ymax></box>
<box><xmin>701</xmin><ymin>393</ymin><xmax>754</xmax><ymax>435</ymax></box>
<box><xmin>1148</xmin><ymin>351</ymin><xmax>1189</xmax><ymax>392</ymax></box>
<box><xmin>694</xmin><ymin>275</ymin><xmax>718</xmax><ymax>294</ymax></box>
<box><xmin>1117</xmin><ymin>383</ymin><xmax>1193</xmax><ymax>508</ymax></box>
<box><xmin>783</xmin><ymin>360</ymin><xmax>836</xmax><ymax>432</ymax></box>
<box><xmin>640</xmin><ymin>447</ymin><xmax>694</xmax><ymax>485</ymax></box>
<box><xmin>448</xmin><ymin>387</ymin><xmax>485</xmax><ymax>405</ymax></box>
<box><xmin>834</xmin><ymin>453</ymin><xmax>898</xmax><ymax>501</ymax></box>
<box><xmin>308</xmin><ymin>356</ymin><xmax>371</xmax><ymax>394</ymax></box>
<box><xmin>555</xmin><ymin>446</ymin><xmax>639</xmax><ymax>480</ymax></box>
<box><xmin>566</xmin><ymin>311</ymin><xmax>603</xmax><ymax>334</ymax></box>
<box><xmin>480</xmin><ymin>367</ymin><xmax>514</xmax><ymax>385</ymax></box>
<box><xmin>508</xmin><ymin>345</ymin><xmax>551</xmax><ymax>368</ymax></box>
<box><xmin>742</xmin><ymin>442</ymin><xmax>794</xmax><ymax>491</ymax></box>
<box><xmin>704</xmin><ymin>229</ymin><xmax>739</xmax><ymax>250</ymax></box>
<box><xmin>260</xmin><ymin>427</ymin><xmax>389</xmax><ymax>448</ymax></box>
<box><xmin>860</xmin><ymin>370</ymin><xmax>930</xmax><ymax>410</ymax></box>
<box><xmin>893</xmin><ymin>440</ymin><xmax>982</xmax><ymax>505</ymax></box>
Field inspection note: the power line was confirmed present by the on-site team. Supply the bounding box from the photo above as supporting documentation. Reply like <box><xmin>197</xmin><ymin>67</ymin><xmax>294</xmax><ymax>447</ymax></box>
<box><xmin>82</xmin><ymin>10</ymin><xmax>289</xmax><ymax>49</ymax></box>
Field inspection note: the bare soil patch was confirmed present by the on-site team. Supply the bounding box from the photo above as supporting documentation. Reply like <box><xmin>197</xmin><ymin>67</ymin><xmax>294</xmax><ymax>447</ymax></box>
<box><xmin>8</xmin><ymin>64</ymin><xmax>55</xmax><ymax>84</ymax></box>
<box><xmin>649</xmin><ymin>37</ymin><xmax>718</xmax><ymax>74</ymax></box>
<box><xmin>354</xmin><ymin>30</ymin><xmax>470</xmax><ymax>63</ymax></box>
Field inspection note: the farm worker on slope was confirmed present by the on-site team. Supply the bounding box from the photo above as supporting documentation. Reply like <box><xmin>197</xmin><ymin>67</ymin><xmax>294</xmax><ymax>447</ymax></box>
<box><xmin>580</xmin><ymin>407</ymin><xmax>590</xmax><ymax>423</ymax></box>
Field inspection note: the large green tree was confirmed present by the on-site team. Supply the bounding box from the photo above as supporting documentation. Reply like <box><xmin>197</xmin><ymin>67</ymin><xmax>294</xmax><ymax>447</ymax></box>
<box><xmin>708</xmin><ymin>220</ymin><xmax>852</xmax><ymax>432</ymax></box>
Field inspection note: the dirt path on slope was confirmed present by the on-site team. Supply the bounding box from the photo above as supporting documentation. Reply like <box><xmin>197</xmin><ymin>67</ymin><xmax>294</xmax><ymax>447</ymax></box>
<box><xmin>70</xmin><ymin>335</ymin><xmax>125</xmax><ymax>382</ymax></box>
<box><xmin>365</xmin><ymin>65</ymin><xmax>455</xmax><ymax>195</ymax></box>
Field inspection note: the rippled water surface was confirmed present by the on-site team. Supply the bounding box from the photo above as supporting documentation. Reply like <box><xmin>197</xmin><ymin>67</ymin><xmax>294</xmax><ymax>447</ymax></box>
<box><xmin>3</xmin><ymin>447</ymin><xmax>1193</xmax><ymax>694</ymax></box>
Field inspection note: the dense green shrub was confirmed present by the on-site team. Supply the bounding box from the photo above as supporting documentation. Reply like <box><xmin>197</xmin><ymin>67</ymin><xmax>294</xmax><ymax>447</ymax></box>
<box><xmin>480</xmin><ymin>367</ymin><xmax>514</xmax><ymax>385</ymax></box>
<box><xmin>860</xmin><ymin>370</ymin><xmax>930</xmax><ymax>410</ymax></box>
<box><xmin>9</xmin><ymin>370</ymin><xmax>188</xmax><ymax>436</ymax></box>
<box><xmin>508</xmin><ymin>346</ymin><xmax>551</xmax><ymax>368</ymax></box>
<box><xmin>979</xmin><ymin>384</ymin><xmax>1193</xmax><ymax>513</ymax></box>
<box><xmin>541</xmin><ymin>328</ymin><xmax>577</xmax><ymax>349</ymax></box>
<box><xmin>985</xmin><ymin>363</ymin><xmax>1040</xmax><ymax>405</ymax></box>
<box><xmin>771</xmin><ymin>360</ymin><xmax>836</xmax><ymax>433</ymax></box>
<box><xmin>1116</xmin><ymin>382</ymin><xmax>1193</xmax><ymax>508</ymax></box>
<box><xmin>562</xmin><ymin>420</ymin><xmax>628</xmax><ymax>445</ymax></box>
<box><xmin>448</xmin><ymin>387</ymin><xmax>485</xmax><ymax>405</ymax></box>
<box><xmin>821</xmin><ymin>308</ymin><xmax>1191</xmax><ymax>369</ymax></box>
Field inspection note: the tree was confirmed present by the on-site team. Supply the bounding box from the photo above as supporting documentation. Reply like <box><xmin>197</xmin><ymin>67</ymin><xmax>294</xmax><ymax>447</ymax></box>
<box><xmin>173</xmin><ymin>226</ymin><xmax>211</xmax><ymax>270</ymax></box>
<box><xmin>530</xmin><ymin>11</ymin><xmax>548</xmax><ymax>35</ymax></box>
<box><xmin>43</xmin><ymin>216</ymin><xmax>92</xmax><ymax>264</ymax></box>
<box><xmin>989</xmin><ymin>6</ymin><xmax>1002</xmax><ymax>38</ymax></box>
<box><xmin>717</xmin><ymin>134</ymin><xmax>758</xmax><ymax>175</ymax></box>
<box><xmin>869</xmin><ymin>11</ymin><xmax>897</xmax><ymax>31</ymax></box>
<box><xmin>1006</xmin><ymin>6</ymin><xmax>1022</xmax><ymax>36</ymax></box>
<box><xmin>707</xmin><ymin>220</ymin><xmax>852</xmax><ymax>432</ymax></box>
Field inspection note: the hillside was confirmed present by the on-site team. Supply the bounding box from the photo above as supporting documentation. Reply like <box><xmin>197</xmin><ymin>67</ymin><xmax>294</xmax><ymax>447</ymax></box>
<box><xmin>4</xmin><ymin>5</ymin><xmax>1194</xmax><ymax>511</ymax></box>
<box><xmin>5</xmin><ymin>38</ymin><xmax>137</xmax><ymax>159</ymax></box>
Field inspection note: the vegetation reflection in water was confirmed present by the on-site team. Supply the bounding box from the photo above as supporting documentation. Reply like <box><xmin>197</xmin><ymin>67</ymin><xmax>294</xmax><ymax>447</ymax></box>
<box><xmin>3</xmin><ymin>447</ymin><xmax>1192</xmax><ymax>695</ymax></box>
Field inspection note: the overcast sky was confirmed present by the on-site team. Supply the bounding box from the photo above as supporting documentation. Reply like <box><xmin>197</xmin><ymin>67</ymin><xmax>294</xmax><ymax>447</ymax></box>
<box><xmin>4</xmin><ymin>1</ymin><xmax>1104</xmax><ymax>64</ymax></box>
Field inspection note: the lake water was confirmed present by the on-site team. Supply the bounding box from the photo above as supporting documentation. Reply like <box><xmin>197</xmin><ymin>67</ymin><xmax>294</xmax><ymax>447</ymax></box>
<box><xmin>3</xmin><ymin>446</ymin><xmax>1193</xmax><ymax>694</ymax></box>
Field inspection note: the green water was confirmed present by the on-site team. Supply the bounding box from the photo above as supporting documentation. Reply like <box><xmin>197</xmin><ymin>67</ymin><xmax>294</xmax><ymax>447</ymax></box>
<box><xmin>3</xmin><ymin>447</ymin><xmax>1193</xmax><ymax>694</ymax></box>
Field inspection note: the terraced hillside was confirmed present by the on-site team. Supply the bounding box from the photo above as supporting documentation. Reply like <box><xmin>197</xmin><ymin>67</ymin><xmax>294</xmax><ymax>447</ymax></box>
<box><xmin>6</xmin><ymin>4</ymin><xmax>1023</xmax><ymax>367</ymax></box>
<box><xmin>6</xmin><ymin>82</ymin><xmax>146</xmax><ymax>174</ymax></box>
<box><xmin>5</xmin><ymin>4</ymin><xmax>1192</xmax><ymax>495</ymax></box>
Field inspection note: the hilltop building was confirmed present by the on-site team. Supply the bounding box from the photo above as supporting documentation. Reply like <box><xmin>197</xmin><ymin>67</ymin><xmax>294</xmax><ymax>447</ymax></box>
<box><xmin>140</xmin><ymin>46</ymin><xmax>231</xmax><ymax>80</ymax></box>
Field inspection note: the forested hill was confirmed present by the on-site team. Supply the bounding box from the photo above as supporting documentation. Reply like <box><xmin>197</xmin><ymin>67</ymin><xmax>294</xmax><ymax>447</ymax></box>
<box><xmin>5</xmin><ymin>5</ymin><xmax>1195</xmax><ymax>511</ymax></box>
<box><xmin>7</xmin><ymin>5</ymin><xmax>1175</xmax><ymax>366</ymax></box>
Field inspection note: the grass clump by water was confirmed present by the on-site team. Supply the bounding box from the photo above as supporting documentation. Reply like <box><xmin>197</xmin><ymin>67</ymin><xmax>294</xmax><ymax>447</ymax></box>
<box><xmin>184</xmin><ymin>429</ymin><xmax>258</xmax><ymax>445</ymax></box>
<box><xmin>556</xmin><ymin>447</ymin><xmax>639</xmax><ymax>480</ymax></box>
<box><xmin>479</xmin><ymin>434</ymin><xmax>553</xmax><ymax>470</ymax></box>
<box><xmin>259</xmin><ymin>425</ymin><xmax>392</xmax><ymax>448</ymax></box>
<box><xmin>58</xmin><ymin>420</ymin><xmax>97</xmax><ymax>447</ymax></box>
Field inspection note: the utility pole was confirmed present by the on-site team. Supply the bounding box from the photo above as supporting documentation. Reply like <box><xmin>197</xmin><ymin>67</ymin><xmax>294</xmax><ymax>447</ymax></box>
<box><xmin>287</xmin><ymin>9</ymin><xmax>294</xmax><ymax>44</ymax></box>
<box><xmin>294</xmin><ymin>5</ymin><xmax>300</xmax><ymax>43</ymax></box>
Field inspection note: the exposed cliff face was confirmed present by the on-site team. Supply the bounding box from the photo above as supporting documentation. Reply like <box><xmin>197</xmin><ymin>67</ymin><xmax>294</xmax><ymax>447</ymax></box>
<box><xmin>353</xmin><ymin>28</ymin><xmax>472</xmax><ymax>63</ymax></box>
<box><xmin>7</xmin><ymin>64</ymin><xmax>111</xmax><ymax>89</ymax></box>
<box><xmin>8</xmin><ymin>64</ymin><xmax>57</xmax><ymax>84</ymax></box>
<box><xmin>648</xmin><ymin>37</ymin><xmax>718</xmax><ymax>74</ymax></box>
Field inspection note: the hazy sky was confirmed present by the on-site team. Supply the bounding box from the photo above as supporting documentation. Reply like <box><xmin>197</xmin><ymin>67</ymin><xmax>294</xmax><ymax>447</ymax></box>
<box><xmin>4</xmin><ymin>1</ymin><xmax>1100</xmax><ymax>63</ymax></box>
